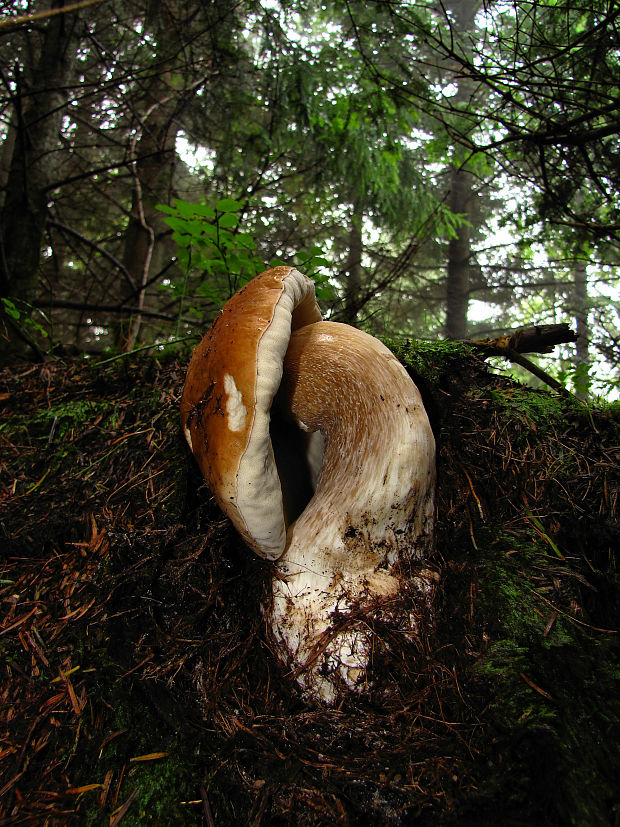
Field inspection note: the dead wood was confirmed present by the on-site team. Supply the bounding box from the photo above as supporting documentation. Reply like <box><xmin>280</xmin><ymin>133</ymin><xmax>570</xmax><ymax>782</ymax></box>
<box><xmin>469</xmin><ymin>323</ymin><xmax>578</xmax><ymax>356</ymax></box>
<box><xmin>468</xmin><ymin>323</ymin><xmax>579</xmax><ymax>395</ymax></box>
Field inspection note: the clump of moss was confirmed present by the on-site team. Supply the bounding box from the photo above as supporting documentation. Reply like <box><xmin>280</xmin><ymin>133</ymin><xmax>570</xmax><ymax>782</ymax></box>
<box><xmin>470</xmin><ymin>530</ymin><xmax>620</xmax><ymax>825</ymax></box>
<box><xmin>75</xmin><ymin>682</ymin><xmax>210</xmax><ymax>826</ymax></box>
<box><xmin>389</xmin><ymin>338</ymin><xmax>476</xmax><ymax>387</ymax></box>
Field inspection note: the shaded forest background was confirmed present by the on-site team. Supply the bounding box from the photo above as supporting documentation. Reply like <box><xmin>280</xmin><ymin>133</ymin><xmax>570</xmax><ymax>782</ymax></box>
<box><xmin>0</xmin><ymin>0</ymin><xmax>619</xmax><ymax>396</ymax></box>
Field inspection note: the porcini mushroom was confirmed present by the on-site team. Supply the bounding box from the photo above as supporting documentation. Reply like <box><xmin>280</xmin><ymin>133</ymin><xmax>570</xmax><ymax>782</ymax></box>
<box><xmin>181</xmin><ymin>266</ymin><xmax>436</xmax><ymax>702</ymax></box>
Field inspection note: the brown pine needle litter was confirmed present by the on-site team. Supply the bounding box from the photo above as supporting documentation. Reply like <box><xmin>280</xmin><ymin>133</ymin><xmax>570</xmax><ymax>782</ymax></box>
<box><xmin>1</xmin><ymin>347</ymin><xmax>619</xmax><ymax>825</ymax></box>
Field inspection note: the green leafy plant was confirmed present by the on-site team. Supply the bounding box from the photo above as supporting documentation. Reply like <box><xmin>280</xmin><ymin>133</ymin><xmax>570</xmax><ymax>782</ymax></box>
<box><xmin>157</xmin><ymin>198</ymin><xmax>333</xmax><ymax>329</ymax></box>
<box><xmin>1</xmin><ymin>297</ymin><xmax>49</xmax><ymax>339</ymax></box>
<box><xmin>157</xmin><ymin>198</ymin><xmax>263</xmax><ymax>321</ymax></box>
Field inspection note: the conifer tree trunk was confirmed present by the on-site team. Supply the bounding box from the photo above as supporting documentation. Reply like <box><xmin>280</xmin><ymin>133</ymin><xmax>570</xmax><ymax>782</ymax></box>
<box><xmin>116</xmin><ymin>1</ymin><xmax>184</xmax><ymax>351</ymax></box>
<box><xmin>0</xmin><ymin>2</ymin><xmax>78</xmax><ymax>302</ymax></box>
<box><xmin>573</xmin><ymin>257</ymin><xmax>590</xmax><ymax>397</ymax></box>
<box><xmin>445</xmin><ymin>168</ymin><xmax>473</xmax><ymax>339</ymax></box>
<box><xmin>118</xmin><ymin>70</ymin><xmax>180</xmax><ymax>351</ymax></box>
<box><xmin>443</xmin><ymin>0</ymin><xmax>480</xmax><ymax>340</ymax></box>
<box><xmin>342</xmin><ymin>203</ymin><xmax>363</xmax><ymax>325</ymax></box>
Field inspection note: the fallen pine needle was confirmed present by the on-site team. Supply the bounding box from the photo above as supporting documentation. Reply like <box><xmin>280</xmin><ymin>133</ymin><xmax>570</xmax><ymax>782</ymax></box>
<box><xmin>21</xmin><ymin>467</ymin><xmax>52</xmax><ymax>496</ymax></box>
<box><xmin>52</xmin><ymin>665</ymin><xmax>81</xmax><ymax>683</ymax></box>
<box><xmin>98</xmin><ymin>729</ymin><xmax>128</xmax><ymax>759</ymax></box>
<box><xmin>110</xmin><ymin>786</ymin><xmax>139</xmax><ymax>826</ymax></box>
<box><xmin>0</xmin><ymin>607</ymin><xmax>38</xmax><ymax>636</ymax></box>
<box><xmin>129</xmin><ymin>752</ymin><xmax>169</xmax><ymax>762</ymax></box>
<box><xmin>59</xmin><ymin>598</ymin><xmax>96</xmax><ymax>621</ymax></box>
<box><xmin>520</xmin><ymin>672</ymin><xmax>553</xmax><ymax>700</ymax></box>
<box><xmin>66</xmin><ymin>783</ymin><xmax>102</xmax><ymax>794</ymax></box>
<box><xmin>100</xmin><ymin>768</ymin><xmax>114</xmax><ymax>808</ymax></box>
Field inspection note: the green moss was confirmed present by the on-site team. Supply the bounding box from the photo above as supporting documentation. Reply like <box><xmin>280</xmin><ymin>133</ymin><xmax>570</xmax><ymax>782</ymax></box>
<box><xmin>77</xmin><ymin>715</ymin><xmax>201</xmax><ymax>824</ymax></box>
<box><xmin>594</xmin><ymin>397</ymin><xmax>620</xmax><ymax>419</ymax></box>
<box><xmin>471</xmin><ymin>529</ymin><xmax>620</xmax><ymax>826</ymax></box>
<box><xmin>388</xmin><ymin>338</ymin><xmax>474</xmax><ymax>383</ymax></box>
<box><xmin>487</xmin><ymin>385</ymin><xmax>585</xmax><ymax>431</ymax></box>
<box><xmin>0</xmin><ymin>398</ymin><xmax>117</xmax><ymax>446</ymax></box>
<box><xmin>71</xmin><ymin>672</ymin><xmax>247</xmax><ymax>826</ymax></box>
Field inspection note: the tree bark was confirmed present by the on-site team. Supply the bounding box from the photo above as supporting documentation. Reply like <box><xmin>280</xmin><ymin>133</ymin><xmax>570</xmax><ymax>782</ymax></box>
<box><xmin>573</xmin><ymin>258</ymin><xmax>590</xmax><ymax>397</ymax></box>
<box><xmin>115</xmin><ymin>0</ymin><xmax>201</xmax><ymax>351</ymax></box>
<box><xmin>118</xmin><ymin>86</ymin><xmax>178</xmax><ymax>351</ymax></box>
<box><xmin>442</xmin><ymin>0</ymin><xmax>480</xmax><ymax>340</ymax></box>
<box><xmin>471</xmin><ymin>323</ymin><xmax>577</xmax><ymax>355</ymax></box>
<box><xmin>445</xmin><ymin>167</ymin><xmax>473</xmax><ymax>339</ymax></box>
<box><xmin>471</xmin><ymin>323</ymin><xmax>578</xmax><ymax>396</ymax></box>
<box><xmin>0</xmin><ymin>2</ymin><xmax>78</xmax><ymax>301</ymax></box>
<box><xmin>341</xmin><ymin>202</ymin><xmax>363</xmax><ymax>325</ymax></box>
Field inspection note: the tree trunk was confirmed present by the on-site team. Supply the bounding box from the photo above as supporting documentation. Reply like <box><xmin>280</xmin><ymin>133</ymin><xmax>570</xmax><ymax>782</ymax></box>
<box><xmin>0</xmin><ymin>112</ymin><xmax>17</xmax><ymax>212</ymax></box>
<box><xmin>0</xmin><ymin>1</ymin><xmax>78</xmax><ymax>302</ymax></box>
<box><xmin>341</xmin><ymin>203</ymin><xmax>363</xmax><ymax>325</ymax></box>
<box><xmin>442</xmin><ymin>0</ymin><xmax>480</xmax><ymax>341</ymax></box>
<box><xmin>115</xmin><ymin>0</ymin><xmax>195</xmax><ymax>352</ymax></box>
<box><xmin>445</xmin><ymin>167</ymin><xmax>473</xmax><ymax>339</ymax></box>
<box><xmin>118</xmin><ymin>74</ymin><xmax>179</xmax><ymax>351</ymax></box>
<box><xmin>573</xmin><ymin>257</ymin><xmax>590</xmax><ymax>397</ymax></box>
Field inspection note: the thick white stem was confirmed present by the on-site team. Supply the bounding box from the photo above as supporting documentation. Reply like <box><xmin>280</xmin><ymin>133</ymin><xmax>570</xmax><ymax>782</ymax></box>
<box><xmin>270</xmin><ymin>322</ymin><xmax>435</xmax><ymax>702</ymax></box>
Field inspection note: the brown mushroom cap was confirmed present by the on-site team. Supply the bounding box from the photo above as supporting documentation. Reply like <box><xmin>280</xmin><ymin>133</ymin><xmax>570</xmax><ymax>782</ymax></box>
<box><xmin>180</xmin><ymin>266</ymin><xmax>321</xmax><ymax>560</ymax></box>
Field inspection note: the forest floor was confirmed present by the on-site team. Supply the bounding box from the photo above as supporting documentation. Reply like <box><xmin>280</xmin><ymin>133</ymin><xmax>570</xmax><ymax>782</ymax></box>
<box><xmin>1</xmin><ymin>345</ymin><xmax>619</xmax><ymax>826</ymax></box>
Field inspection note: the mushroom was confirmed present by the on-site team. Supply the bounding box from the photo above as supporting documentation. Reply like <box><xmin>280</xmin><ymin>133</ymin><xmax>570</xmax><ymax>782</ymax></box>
<box><xmin>181</xmin><ymin>266</ymin><xmax>436</xmax><ymax>702</ymax></box>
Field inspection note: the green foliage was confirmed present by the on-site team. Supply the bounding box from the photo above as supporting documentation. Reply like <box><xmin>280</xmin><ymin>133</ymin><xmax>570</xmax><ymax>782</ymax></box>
<box><xmin>557</xmin><ymin>360</ymin><xmax>591</xmax><ymax>398</ymax></box>
<box><xmin>1</xmin><ymin>0</ymin><xmax>618</xmax><ymax>391</ymax></box>
<box><xmin>433</xmin><ymin>201</ymin><xmax>471</xmax><ymax>241</ymax></box>
<box><xmin>1</xmin><ymin>297</ymin><xmax>20</xmax><ymax>320</ymax></box>
<box><xmin>157</xmin><ymin>198</ymin><xmax>333</xmax><ymax>322</ymax></box>
<box><xmin>157</xmin><ymin>197</ymin><xmax>263</xmax><ymax>316</ymax></box>
<box><xmin>1</xmin><ymin>297</ymin><xmax>49</xmax><ymax>339</ymax></box>
<box><xmin>292</xmin><ymin>245</ymin><xmax>333</xmax><ymax>298</ymax></box>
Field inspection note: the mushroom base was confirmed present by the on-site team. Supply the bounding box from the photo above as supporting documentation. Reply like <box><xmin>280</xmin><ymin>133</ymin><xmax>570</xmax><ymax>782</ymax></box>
<box><xmin>270</xmin><ymin>564</ymin><xmax>439</xmax><ymax>704</ymax></box>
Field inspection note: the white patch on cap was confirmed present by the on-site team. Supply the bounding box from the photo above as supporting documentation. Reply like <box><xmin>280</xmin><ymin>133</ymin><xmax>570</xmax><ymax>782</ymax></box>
<box><xmin>183</xmin><ymin>424</ymin><xmax>193</xmax><ymax>450</ymax></box>
<box><xmin>223</xmin><ymin>373</ymin><xmax>247</xmax><ymax>432</ymax></box>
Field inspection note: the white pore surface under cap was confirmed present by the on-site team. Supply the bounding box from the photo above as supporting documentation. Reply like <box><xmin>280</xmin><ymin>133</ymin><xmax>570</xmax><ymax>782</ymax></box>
<box><xmin>233</xmin><ymin>268</ymin><xmax>320</xmax><ymax>560</ymax></box>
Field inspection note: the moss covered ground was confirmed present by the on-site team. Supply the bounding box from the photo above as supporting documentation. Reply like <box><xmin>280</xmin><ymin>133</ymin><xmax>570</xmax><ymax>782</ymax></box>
<box><xmin>1</xmin><ymin>346</ymin><xmax>619</xmax><ymax>825</ymax></box>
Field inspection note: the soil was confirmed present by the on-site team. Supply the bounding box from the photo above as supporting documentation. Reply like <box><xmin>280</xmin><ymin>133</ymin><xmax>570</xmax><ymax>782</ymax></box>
<box><xmin>1</xmin><ymin>345</ymin><xmax>619</xmax><ymax>825</ymax></box>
